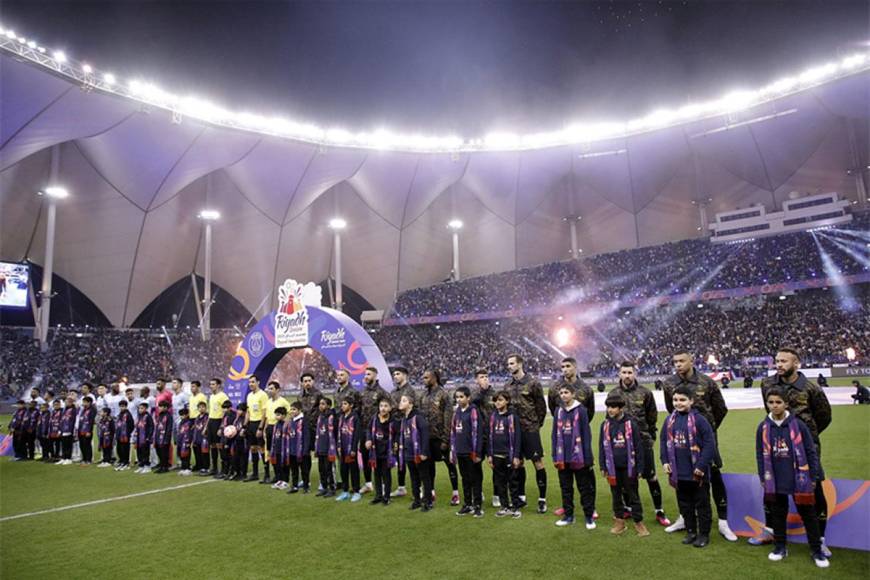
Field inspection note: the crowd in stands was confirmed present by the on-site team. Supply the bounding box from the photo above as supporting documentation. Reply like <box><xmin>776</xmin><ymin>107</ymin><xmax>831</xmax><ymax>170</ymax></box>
<box><xmin>375</xmin><ymin>286</ymin><xmax>870</xmax><ymax>379</ymax></box>
<box><xmin>391</xmin><ymin>212</ymin><xmax>870</xmax><ymax>318</ymax></box>
<box><xmin>3</xmin><ymin>285</ymin><xmax>866</xmax><ymax>394</ymax></box>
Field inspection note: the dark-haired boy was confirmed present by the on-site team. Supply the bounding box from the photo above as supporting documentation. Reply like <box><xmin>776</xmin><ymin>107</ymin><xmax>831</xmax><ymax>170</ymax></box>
<box><xmin>115</xmin><ymin>400</ymin><xmax>134</xmax><ymax>471</ymax></box>
<box><xmin>336</xmin><ymin>399</ymin><xmax>362</xmax><ymax>502</ymax></box>
<box><xmin>176</xmin><ymin>407</ymin><xmax>194</xmax><ymax>475</ymax></box>
<box><xmin>78</xmin><ymin>396</ymin><xmax>97</xmax><ymax>465</ymax></box>
<box><xmin>287</xmin><ymin>401</ymin><xmax>312</xmax><ymax>493</ymax></box>
<box><xmin>366</xmin><ymin>397</ymin><xmax>397</xmax><ymax>505</ymax></box>
<box><xmin>135</xmin><ymin>403</ymin><xmax>154</xmax><ymax>473</ymax></box>
<box><xmin>217</xmin><ymin>399</ymin><xmax>235</xmax><ymax>479</ymax></box>
<box><xmin>229</xmin><ymin>402</ymin><xmax>249</xmax><ymax>481</ymax></box>
<box><xmin>24</xmin><ymin>400</ymin><xmax>38</xmax><ymax>460</ymax></box>
<box><xmin>37</xmin><ymin>402</ymin><xmax>52</xmax><ymax>462</ymax></box>
<box><xmin>399</xmin><ymin>393</ymin><xmax>432</xmax><ymax>511</ymax></box>
<box><xmin>600</xmin><ymin>394</ymin><xmax>649</xmax><ymax>536</ymax></box>
<box><xmin>660</xmin><ymin>384</ymin><xmax>717</xmax><ymax>548</ymax></box>
<box><xmin>451</xmin><ymin>386</ymin><xmax>485</xmax><ymax>518</ymax></box>
<box><xmin>97</xmin><ymin>407</ymin><xmax>116</xmax><ymax>467</ymax></box>
<box><xmin>9</xmin><ymin>400</ymin><xmax>28</xmax><ymax>460</ymax></box>
<box><xmin>314</xmin><ymin>398</ymin><xmax>337</xmax><ymax>497</ymax></box>
<box><xmin>154</xmin><ymin>401</ymin><xmax>173</xmax><ymax>473</ymax></box>
<box><xmin>192</xmin><ymin>401</ymin><xmax>210</xmax><ymax>474</ymax></box>
<box><xmin>59</xmin><ymin>397</ymin><xmax>78</xmax><ymax>465</ymax></box>
<box><xmin>270</xmin><ymin>406</ymin><xmax>290</xmax><ymax>490</ymax></box>
<box><xmin>489</xmin><ymin>390</ymin><xmax>522</xmax><ymax>518</ymax></box>
<box><xmin>49</xmin><ymin>399</ymin><xmax>63</xmax><ymax>462</ymax></box>
<box><xmin>552</xmin><ymin>385</ymin><xmax>595</xmax><ymax>529</ymax></box>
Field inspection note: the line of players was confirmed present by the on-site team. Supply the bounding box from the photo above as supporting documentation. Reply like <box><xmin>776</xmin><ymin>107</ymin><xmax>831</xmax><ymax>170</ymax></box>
<box><xmin>7</xmin><ymin>347</ymin><xmax>833</xmax><ymax>567</ymax></box>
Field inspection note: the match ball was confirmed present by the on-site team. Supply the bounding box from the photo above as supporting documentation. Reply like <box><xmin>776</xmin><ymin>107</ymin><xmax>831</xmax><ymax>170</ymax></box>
<box><xmin>223</xmin><ymin>425</ymin><xmax>238</xmax><ymax>439</ymax></box>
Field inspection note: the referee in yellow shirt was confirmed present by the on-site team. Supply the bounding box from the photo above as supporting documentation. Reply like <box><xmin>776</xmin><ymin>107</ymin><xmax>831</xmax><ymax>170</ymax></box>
<box><xmin>207</xmin><ymin>378</ymin><xmax>229</xmax><ymax>478</ymax></box>
<box><xmin>244</xmin><ymin>376</ymin><xmax>270</xmax><ymax>482</ymax></box>
<box><xmin>189</xmin><ymin>381</ymin><xmax>207</xmax><ymax>418</ymax></box>
<box><xmin>261</xmin><ymin>381</ymin><xmax>291</xmax><ymax>484</ymax></box>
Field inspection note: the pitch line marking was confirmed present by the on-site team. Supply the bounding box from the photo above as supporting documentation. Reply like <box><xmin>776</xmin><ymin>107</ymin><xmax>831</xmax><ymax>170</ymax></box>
<box><xmin>0</xmin><ymin>479</ymin><xmax>218</xmax><ymax>522</ymax></box>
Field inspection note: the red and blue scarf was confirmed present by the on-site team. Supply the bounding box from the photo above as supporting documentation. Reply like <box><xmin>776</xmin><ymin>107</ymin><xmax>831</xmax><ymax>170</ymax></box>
<box><xmin>761</xmin><ymin>415</ymin><xmax>815</xmax><ymax>505</ymax></box>
<box><xmin>98</xmin><ymin>416</ymin><xmax>115</xmax><ymax>449</ymax></box>
<box><xmin>665</xmin><ymin>410</ymin><xmax>700</xmax><ymax>488</ymax></box>
<box><xmin>115</xmin><ymin>410</ymin><xmax>132</xmax><ymax>444</ymax></box>
<box><xmin>553</xmin><ymin>405</ymin><xmax>586</xmax><ymax>470</ymax></box>
<box><xmin>339</xmin><ymin>413</ymin><xmax>357</xmax><ymax>463</ymax></box>
<box><xmin>450</xmin><ymin>406</ymin><xmax>480</xmax><ymax>464</ymax></box>
<box><xmin>602</xmin><ymin>417</ymin><xmax>636</xmax><ymax>486</ymax></box>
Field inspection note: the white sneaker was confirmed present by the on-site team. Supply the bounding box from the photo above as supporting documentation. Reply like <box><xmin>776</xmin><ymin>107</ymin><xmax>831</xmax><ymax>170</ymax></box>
<box><xmin>719</xmin><ymin>518</ymin><xmax>738</xmax><ymax>542</ymax></box>
<box><xmin>390</xmin><ymin>486</ymin><xmax>407</xmax><ymax>498</ymax></box>
<box><xmin>820</xmin><ymin>538</ymin><xmax>832</xmax><ymax>558</ymax></box>
<box><xmin>361</xmin><ymin>482</ymin><xmax>373</xmax><ymax>494</ymax></box>
<box><xmin>492</xmin><ymin>496</ymin><xmax>501</xmax><ymax>508</ymax></box>
<box><xmin>665</xmin><ymin>515</ymin><xmax>686</xmax><ymax>533</ymax></box>
<box><xmin>141</xmin><ymin>466</ymin><xmax>151</xmax><ymax>474</ymax></box>
<box><xmin>55</xmin><ymin>460</ymin><xmax>64</xmax><ymax>465</ymax></box>
<box><xmin>64</xmin><ymin>459</ymin><xmax>73</xmax><ymax>465</ymax></box>
<box><xmin>813</xmin><ymin>553</ymin><xmax>830</xmax><ymax>568</ymax></box>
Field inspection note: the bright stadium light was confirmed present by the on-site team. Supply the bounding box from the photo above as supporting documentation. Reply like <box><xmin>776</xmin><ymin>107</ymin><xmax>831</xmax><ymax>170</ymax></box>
<box><xmin>329</xmin><ymin>218</ymin><xmax>347</xmax><ymax>230</ymax></box>
<box><xmin>447</xmin><ymin>219</ymin><xmax>463</xmax><ymax>230</ymax></box>
<box><xmin>555</xmin><ymin>327</ymin><xmax>571</xmax><ymax>348</ymax></box>
<box><xmin>846</xmin><ymin>347</ymin><xmax>857</xmax><ymax>361</ymax></box>
<box><xmin>42</xmin><ymin>186</ymin><xmax>69</xmax><ymax>199</ymax></box>
<box><xmin>198</xmin><ymin>209</ymin><xmax>221</xmax><ymax>221</ymax></box>
<box><xmin>1</xmin><ymin>23</ymin><xmax>869</xmax><ymax>152</ymax></box>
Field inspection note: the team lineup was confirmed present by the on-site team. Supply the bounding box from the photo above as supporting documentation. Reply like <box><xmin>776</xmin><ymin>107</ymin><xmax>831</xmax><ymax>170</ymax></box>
<box><xmin>7</xmin><ymin>348</ymin><xmax>833</xmax><ymax>569</ymax></box>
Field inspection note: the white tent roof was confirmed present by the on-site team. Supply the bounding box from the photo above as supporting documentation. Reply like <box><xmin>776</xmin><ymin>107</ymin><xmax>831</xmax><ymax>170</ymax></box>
<box><xmin>1</xmin><ymin>53</ymin><xmax>867</xmax><ymax>326</ymax></box>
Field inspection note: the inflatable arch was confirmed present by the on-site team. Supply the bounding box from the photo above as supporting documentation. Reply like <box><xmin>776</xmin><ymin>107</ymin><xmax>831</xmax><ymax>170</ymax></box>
<box><xmin>225</xmin><ymin>281</ymin><xmax>393</xmax><ymax>403</ymax></box>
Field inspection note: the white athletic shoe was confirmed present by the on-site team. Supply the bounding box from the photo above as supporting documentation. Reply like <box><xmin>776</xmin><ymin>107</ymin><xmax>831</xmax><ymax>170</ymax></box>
<box><xmin>63</xmin><ymin>459</ymin><xmax>73</xmax><ymax>465</ymax></box>
<box><xmin>492</xmin><ymin>496</ymin><xmax>501</xmax><ymax>508</ymax></box>
<box><xmin>820</xmin><ymin>538</ymin><xmax>832</xmax><ymax>558</ymax></box>
<box><xmin>361</xmin><ymin>482</ymin><xmax>373</xmax><ymax>494</ymax></box>
<box><xmin>719</xmin><ymin>519</ymin><xmax>738</xmax><ymax>542</ymax></box>
<box><xmin>141</xmin><ymin>466</ymin><xmax>151</xmax><ymax>474</ymax></box>
<box><xmin>390</xmin><ymin>486</ymin><xmax>408</xmax><ymax>498</ymax></box>
<box><xmin>665</xmin><ymin>515</ymin><xmax>686</xmax><ymax>533</ymax></box>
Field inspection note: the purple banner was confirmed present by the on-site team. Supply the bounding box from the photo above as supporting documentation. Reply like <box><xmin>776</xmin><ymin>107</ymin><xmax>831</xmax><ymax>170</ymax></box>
<box><xmin>723</xmin><ymin>473</ymin><xmax>870</xmax><ymax>552</ymax></box>
<box><xmin>385</xmin><ymin>272</ymin><xmax>870</xmax><ymax>326</ymax></box>
<box><xmin>226</xmin><ymin>305</ymin><xmax>393</xmax><ymax>405</ymax></box>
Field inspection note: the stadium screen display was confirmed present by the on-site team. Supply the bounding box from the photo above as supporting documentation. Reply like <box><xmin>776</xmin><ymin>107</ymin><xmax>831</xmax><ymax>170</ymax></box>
<box><xmin>0</xmin><ymin>261</ymin><xmax>30</xmax><ymax>308</ymax></box>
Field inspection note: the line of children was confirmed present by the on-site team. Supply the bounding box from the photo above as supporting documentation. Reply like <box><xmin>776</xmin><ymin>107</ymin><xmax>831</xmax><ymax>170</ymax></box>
<box><xmin>8</xmin><ymin>380</ymin><xmax>834</xmax><ymax>570</ymax></box>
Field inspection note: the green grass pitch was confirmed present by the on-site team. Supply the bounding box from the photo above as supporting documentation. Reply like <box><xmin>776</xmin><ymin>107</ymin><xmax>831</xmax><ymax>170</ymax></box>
<box><xmin>1</xmin><ymin>405</ymin><xmax>868</xmax><ymax>580</ymax></box>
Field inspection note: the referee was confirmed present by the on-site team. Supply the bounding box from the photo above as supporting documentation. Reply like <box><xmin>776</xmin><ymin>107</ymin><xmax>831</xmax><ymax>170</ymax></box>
<box><xmin>206</xmin><ymin>378</ymin><xmax>228</xmax><ymax>478</ymax></box>
<box><xmin>244</xmin><ymin>376</ymin><xmax>269</xmax><ymax>482</ymax></box>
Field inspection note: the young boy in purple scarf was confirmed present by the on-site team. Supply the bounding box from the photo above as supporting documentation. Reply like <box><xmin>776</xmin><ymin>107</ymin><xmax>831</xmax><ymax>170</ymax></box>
<box><xmin>77</xmin><ymin>396</ymin><xmax>97</xmax><ymax>465</ymax></box>
<box><xmin>660</xmin><ymin>385</ymin><xmax>716</xmax><ymax>548</ymax></box>
<box><xmin>336</xmin><ymin>399</ymin><xmax>362</xmax><ymax>502</ymax></box>
<box><xmin>756</xmin><ymin>387</ymin><xmax>828</xmax><ymax>568</ymax></box>
<box><xmin>115</xmin><ymin>399</ymin><xmax>134</xmax><ymax>471</ymax></box>
<box><xmin>489</xmin><ymin>391</ymin><xmax>522</xmax><ymax>519</ymax></box>
<box><xmin>287</xmin><ymin>401</ymin><xmax>312</xmax><ymax>494</ymax></box>
<box><xmin>314</xmin><ymin>398</ymin><xmax>337</xmax><ymax>497</ymax></box>
<box><xmin>270</xmin><ymin>406</ymin><xmax>291</xmax><ymax>490</ymax></box>
<box><xmin>9</xmin><ymin>400</ymin><xmax>28</xmax><ymax>460</ymax></box>
<box><xmin>37</xmin><ymin>402</ymin><xmax>53</xmax><ymax>462</ymax></box>
<box><xmin>176</xmin><ymin>407</ymin><xmax>194</xmax><ymax>476</ymax></box>
<box><xmin>551</xmin><ymin>385</ymin><xmax>595</xmax><ymax>529</ymax></box>
<box><xmin>399</xmin><ymin>393</ymin><xmax>432</xmax><ymax>512</ymax></box>
<box><xmin>451</xmin><ymin>386</ymin><xmax>485</xmax><ymax>518</ymax></box>
<box><xmin>599</xmin><ymin>394</ymin><xmax>649</xmax><ymax>536</ymax></box>
<box><xmin>366</xmin><ymin>397</ymin><xmax>398</xmax><ymax>505</ymax></box>
<box><xmin>135</xmin><ymin>402</ymin><xmax>154</xmax><ymax>473</ymax></box>
<box><xmin>97</xmin><ymin>407</ymin><xmax>115</xmax><ymax>467</ymax></box>
<box><xmin>59</xmin><ymin>397</ymin><xmax>78</xmax><ymax>465</ymax></box>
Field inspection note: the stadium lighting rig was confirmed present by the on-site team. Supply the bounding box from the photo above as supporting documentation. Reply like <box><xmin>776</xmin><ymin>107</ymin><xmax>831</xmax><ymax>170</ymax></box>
<box><xmin>1</xmin><ymin>23</ymin><xmax>869</xmax><ymax>152</ymax></box>
<box><xmin>40</xmin><ymin>186</ymin><xmax>69</xmax><ymax>199</ymax></box>
<box><xmin>197</xmin><ymin>209</ymin><xmax>221</xmax><ymax>221</ymax></box>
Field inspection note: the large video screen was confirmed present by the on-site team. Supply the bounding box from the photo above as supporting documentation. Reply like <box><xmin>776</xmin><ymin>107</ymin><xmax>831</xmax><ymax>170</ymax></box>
<box><xmin>0</xmin><ymin>261</ymin><xmax>30</xmax><ymax>308</ymax></box>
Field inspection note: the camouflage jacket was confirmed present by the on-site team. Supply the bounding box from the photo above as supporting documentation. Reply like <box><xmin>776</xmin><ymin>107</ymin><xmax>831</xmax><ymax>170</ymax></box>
<box><xmin>761</xmin><ymin>372</ymin><xmax>831</xmax><ymax>445</ymax></box>
<box><xmin>548</xmin><ymin>376</ymin><xmax>594</xmax><ymax>423</ymax></box>
<box><xmin>360</xmin><ymin>380</ymin><xmax>389</xmax><ymax>427</ymax></box>
<box><xmin>391</xmin><ymin>383</ymin><xmax>419</xmax><ymax>419</ymax></box>
<box><xmin>298</xmin><ymin>387</ymin><xmax>323</xmax><ymax>421</ymax></box>
<box><xmin>663</xmin><ymin>369</ymin><xmax>728</xmax><ymax>430</ymax></box>
<box><xmin>472</xmin><ymin>385</ymin><xmax>495</xmax><ymax>424</ymax></box>
<box><xmin>420</xmin><ymin>385</ymin><xmax>453</xmax><ymax>441</ymax></box>
<box><xmin>507</xmin><ymin>373</ymin><xmax>547</xmax><ymax>433</ymax></box>
<box><xmin>334</xmin><ymin>384</ymin><xmax>361</xmax><ymax>415</ymax></box>
<box><xmin>610</xmin><ymin>380</ymin><xmax>658</xmax><ymax>442</ymax></box>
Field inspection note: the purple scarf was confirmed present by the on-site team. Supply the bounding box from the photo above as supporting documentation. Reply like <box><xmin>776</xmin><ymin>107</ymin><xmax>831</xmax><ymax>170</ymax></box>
<box><xmin>136</xmin><ymin>414</ymin><xmax>152</xmax><ymax>445</ymax></box>
<box><xmin>339</xmin><ymin>413</ymin><xmax>357</xmax><ymax>463</ymax></box>
<box><xmin>50</xmin><ymin>409</ymin><xmax>63</xmax><ymax>437</ymax></box>
<box><xmin>761</xmin><ymin>416</ymin><xmax>815</xmax><ymax>505</ymax></box>
<box><xmin>291</xmin><ymin>417</ymin><xmax>305</xmax><ymax>461</ymax></box>
<box><xmin>488</xmin><ymin>412</ymin><xmax>517</xmax><ymax>462</ymax></box>
<box><xmin>317</xmin><ymin>413</ymin><xmax>337</xmax><ymax>462</ymax></box>
<box><xmin>370</xmin><ymin>416</ymin><xmax>397</xmax><ymax>468</ymax></box>
<box><xmin>98</xmin><ymin>417</ymin><xmax>115</xmax><ymax>449</ymax></box>
<box><xmin>10</xmin><ymin>408</ymin><xmax>26</xmax><ymax>430</ymax></box>
<box><xmin>450</xmin><ymin>406</ymin><xmax>480</xmax><ymax>464</ymax></box>
<box><xmin>602</xmin><ymin>417</ymin><xmax>636</xmax><ymax>486</ymax></box>
<box><xmin>61</xmin><ymin>406</ymin><xmax>77</xmax><ymax>434</ymax></box>
<box><xmin>553</xmin><ymin>406</ymin><xmax>585</xmax><ymax>470</ymax></box>
<box><xmin>665</xmin><ymin>410</ymin><xmax>699</xmax><ymax>488</ymax></box>
<box><xmin>177</xmin><ymin>419</ymin><xmax>193</xmax><ymax>457</ymax></box>
<box><xmin>399</xmin><ymin>414</ymin><xmax>422</xmax><ymax>469</ymax></box>
<box><xmin>115</xmin><ymin>410</ymin><xmax>132</xmax><ymax>443</ymax></box>
<box><xmin>193</xmin><ymin>415</ymin><xmax>209</xmax><ymax>452</ymax></box>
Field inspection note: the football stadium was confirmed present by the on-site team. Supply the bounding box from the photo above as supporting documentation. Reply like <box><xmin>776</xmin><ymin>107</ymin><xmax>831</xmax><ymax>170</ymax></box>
<box><xmin>1</xmin><ymin>2</ymin><xmax>869</xmax><ymax>579</ymax></box>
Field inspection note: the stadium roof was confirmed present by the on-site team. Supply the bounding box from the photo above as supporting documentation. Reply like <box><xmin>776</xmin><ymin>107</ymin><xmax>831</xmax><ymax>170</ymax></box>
<box><xmin>1</xmin><ymin>36</ymin><xmax>868</xmax><ymax>326</ymax></box>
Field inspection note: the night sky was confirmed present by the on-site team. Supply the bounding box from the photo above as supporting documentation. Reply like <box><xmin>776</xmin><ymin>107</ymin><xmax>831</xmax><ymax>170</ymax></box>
<box><xmin>1</xmin><ymin>1</ymin><xmax>867</xmax><ymax>136</ymax></box>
